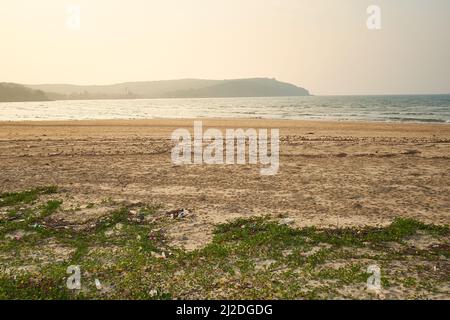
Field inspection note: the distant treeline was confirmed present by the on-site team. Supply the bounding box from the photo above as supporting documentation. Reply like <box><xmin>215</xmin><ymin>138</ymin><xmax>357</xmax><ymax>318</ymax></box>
<box><xmin>0</xmin><ymin>83</ymin><xmax>50</xmax><ymax>102</ymax></box>
<box><xmin>46</xmin><ymin>91</ymin><xmax>138</xmax><ymax>100</ymax></box>
<box><xmin>1</xmin><ymin>78</ymin><xmax>310</xmax><ymax>102</ymax></box>
<box><xmin>27</xmin><ymin>78</ymin><xmax>310</xmax><ymax>100</ymax></box>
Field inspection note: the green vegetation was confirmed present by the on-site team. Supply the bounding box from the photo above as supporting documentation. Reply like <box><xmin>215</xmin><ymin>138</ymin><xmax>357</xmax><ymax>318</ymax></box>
<box><xmin>0</xmin><ymin>186</ymin><xmax>57</xmax><ymax>208</ymax></box>
<box><xmin>0</xmin><ymin>187</ymin><xmax>448</xmax><ymax>300</ymax></box>
<box><xmin>0</xmin><ymin>83</ymin><xmax>50</xmax><ymax>102</ymax></box>
<box><xmin>27</xmin><ymin>78</ymin><xmax>310</xmax><ymax>100</ymax></box>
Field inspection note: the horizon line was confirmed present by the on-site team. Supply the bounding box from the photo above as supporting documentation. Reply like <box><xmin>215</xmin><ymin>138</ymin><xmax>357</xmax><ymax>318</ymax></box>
<box><xmin>3</xmin><ymin>79</ymin><xmax>448</xmax><ymax>97</ymax></box>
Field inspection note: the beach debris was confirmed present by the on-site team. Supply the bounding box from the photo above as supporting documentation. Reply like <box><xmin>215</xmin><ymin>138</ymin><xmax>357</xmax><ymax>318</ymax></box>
<box><xmin>166</xmin><ymin>208</ymin><xmax>189</xmax><ymax>219</ymax></box>
<box><xmin>95</xmin><ymin>279</ymin><xmax>102</xmax><ymax>290</ymax></box>
<box><xmin>278</xmin><ymin>218</ymin><xmax>295</xmax><ymax>226</ymax></box>
<box><xmin>403</xmin><ymin>149</ymin><xmax>421</xmax><ymax>155</ymax></box>
<box><xmin>336</xmin><ymin>153</ymin><xmax>348</xmax><ymax>158</ymax></box>
<box><xmin>149</xmin><ymin>289</ymin><xmax>158</xmax><ymax>297</ymax></box>
<box><xmin>48</xmin><ymin>151</ymin><xmax>63</xmax><ymax>157</ymax></box>
<box><xmin>150</xmin><ymin>251</ymin><xmax>166</xmax><ymax>259</ymax></box>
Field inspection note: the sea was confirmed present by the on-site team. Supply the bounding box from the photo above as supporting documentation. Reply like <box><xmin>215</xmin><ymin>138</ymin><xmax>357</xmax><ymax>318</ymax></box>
<box><xmin>0</xmin><ymin>95</ymin><xmax>449</xmax><ymax>123</ymax></box>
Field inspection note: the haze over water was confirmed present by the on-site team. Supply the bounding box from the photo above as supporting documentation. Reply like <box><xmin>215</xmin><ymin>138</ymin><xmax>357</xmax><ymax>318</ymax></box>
<box><xmin>0</xmin><ymin>95</ymin><xmax>449</xmax><ymax>123</ymax></box>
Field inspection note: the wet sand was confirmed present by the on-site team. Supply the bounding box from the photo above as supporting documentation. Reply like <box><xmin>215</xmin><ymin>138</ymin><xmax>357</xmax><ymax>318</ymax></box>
<box><xmin>0</xmin><ymin>119</ymin><xmax>449</xmax><ymax>250</ymax></box>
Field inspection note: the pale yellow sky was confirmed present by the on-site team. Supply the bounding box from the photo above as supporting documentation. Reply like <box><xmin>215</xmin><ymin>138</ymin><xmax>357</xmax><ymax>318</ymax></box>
<box><xmin>1</xmin><ymin>0</ymin><xmax>449</xmax><ymax>95</ymax></box>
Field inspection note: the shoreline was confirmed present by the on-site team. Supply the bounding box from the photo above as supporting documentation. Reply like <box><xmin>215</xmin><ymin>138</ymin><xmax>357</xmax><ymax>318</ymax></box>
<box><xmin>1</xmin><ymin>118</ymin><xmax>449</xmax><ymax>141</ymax></box>
<box><xmin>1</xmin><ymin>117</ymin><xmax>449</xmax><ymax>126</ymax></box>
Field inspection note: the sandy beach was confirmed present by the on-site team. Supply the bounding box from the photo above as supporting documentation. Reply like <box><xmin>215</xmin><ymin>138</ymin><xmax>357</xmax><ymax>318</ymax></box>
<box><xmin>1</xmin><ymin>119</ymin><xmax>449</xmax><ymax>250</ymax></box>
<box><xmin>2</xmin><ymin>0</ymin><xmax>450</xmax><ymax>301</ymax></box>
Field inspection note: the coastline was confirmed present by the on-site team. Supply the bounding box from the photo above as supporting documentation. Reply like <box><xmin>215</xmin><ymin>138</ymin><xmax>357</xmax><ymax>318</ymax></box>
<box><xmin>1</xmin><ymin>118</ymin><xmax>450</xmax><ymax>138</ymax></box>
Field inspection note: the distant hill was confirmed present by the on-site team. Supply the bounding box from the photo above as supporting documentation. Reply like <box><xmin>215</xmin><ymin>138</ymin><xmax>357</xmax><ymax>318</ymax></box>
<box><xmin>162</xmin><ymin>78</ymin><xmax>309</xmax><ymax>98</ymax></box>
<box><xmin>0</xmin><ymin>83</ymin><xmax>50</xmax><ymax>102</ymax></box>
<box><xmin>26</xmin><ymin>78</ymin><xmax>310</xmax><ymax>100</ymax></box>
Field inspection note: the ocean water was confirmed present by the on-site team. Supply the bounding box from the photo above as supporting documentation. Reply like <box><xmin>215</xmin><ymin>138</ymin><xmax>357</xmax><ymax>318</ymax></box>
<box><xmin>0</xmin><ymin>95</ymin><xmax>449</xmax><ymax>123</ymax></box>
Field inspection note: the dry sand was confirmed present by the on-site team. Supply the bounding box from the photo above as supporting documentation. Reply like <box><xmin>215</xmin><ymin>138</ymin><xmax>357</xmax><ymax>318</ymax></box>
<box><xmin>0</xmin><ymin>119</ymin><xmax>449</xmax><ymax>250</ymax></box>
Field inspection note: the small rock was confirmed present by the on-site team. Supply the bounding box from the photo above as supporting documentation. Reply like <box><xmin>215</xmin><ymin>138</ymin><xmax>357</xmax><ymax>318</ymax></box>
<box><xmin>104</xmin><ymin>230</ymin><xmax>114</xmax><ymax>237</ymax></box>
<box><xmin>166</xmin><ymin>208</ymin><xmax>189</xmax><ymax>219</ymax></box>
<box><xmin>115</xmin><ymin>223</ymin><xmax>123</xmax><ymax>230</ymax></box>
<box><xmin>279</xmin><ymin>218</ymin><xmax>295</xmax><ymax>226</ymax></box>
<box><xmin>150</xmin><ymin>251</ymin><xmax>166</xmax><ymax>259</ymax></box>
<box><xmin>95</xmin><ymin>279</ymin><xmax>102</xmax><ymax>290</ymax></box>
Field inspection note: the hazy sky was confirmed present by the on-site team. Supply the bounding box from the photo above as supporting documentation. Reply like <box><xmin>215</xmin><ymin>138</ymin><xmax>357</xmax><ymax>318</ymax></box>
<box><xmin>1</xmin><ymin>0</ymin><xmax>450</xmax><ymax>95</ymax></box>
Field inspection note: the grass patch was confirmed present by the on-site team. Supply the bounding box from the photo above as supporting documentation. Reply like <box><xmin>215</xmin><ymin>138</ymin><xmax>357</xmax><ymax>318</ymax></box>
<box><xmin>0</xmin><ymin>190</ymin><xmax>448</xmax><ymax>300</ymax></box>
<box><xmin>0</xmin><ymin>186</ymin><xmax>57</xmax><ymax>208</ymax></box>
<box><xmin>40</xmin><ymin>200</ymin><xmax>63</xmax><ymax>217</ymax></box>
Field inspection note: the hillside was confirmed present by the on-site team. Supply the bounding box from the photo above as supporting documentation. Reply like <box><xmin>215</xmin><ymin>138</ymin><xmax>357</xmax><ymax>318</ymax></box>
<box><xmin>0</xmin><ymin>83</ymin><xmax>50</xmax><ymax>102</ymax></box>
<box><xmin>162</xmin><ymin>78</ymin><xmax>309</xmax><ymax>98</ymax></box>
<box><xmin>26</xmin><ymin>78</ymin><xmax>310</xmax><ymax>100</ymax></box>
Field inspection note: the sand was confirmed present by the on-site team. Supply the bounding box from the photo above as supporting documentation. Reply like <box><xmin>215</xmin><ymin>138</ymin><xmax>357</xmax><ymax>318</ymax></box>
<box><xmin>0</xmin><ymin>119</ymin><xmax>449</xmax><ymax>250</ymax></box>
